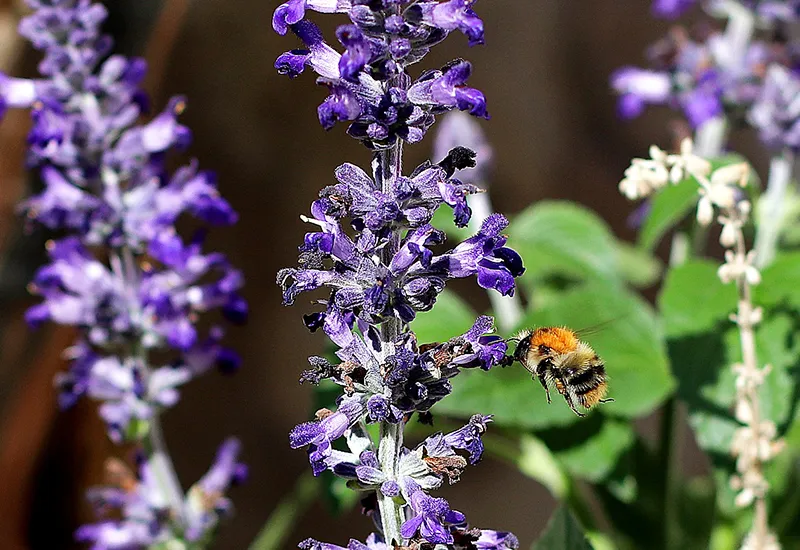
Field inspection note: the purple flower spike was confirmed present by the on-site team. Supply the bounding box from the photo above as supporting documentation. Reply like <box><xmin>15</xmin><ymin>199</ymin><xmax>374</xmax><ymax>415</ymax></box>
<box><xmin>6</xmin><ymin>0</ymin><xmax>246</xmax><ymax>545</ymax></box>
<box><xmin>337</xmin><ymin>25</ymin><xmax>373</xmax><ymax>82</ymax></box>
<box><xmin>20</xmin><ymin>165</ymin><xmax>102</xmax><ymax>231</ymax></box>
<box><xmin>433</xmin><ymin>214</ymin><xmax>524</xmax><ymax>297</ymax></box>
<box><xmin>274</xmin><ymin>0</ymin><xmax>519</xmax><ymax>545</ymax></box>
<box><xmin>184</xmin><ymin>438</ymin><xmax>247</xmax><ymax>542</ymax></box>
<box><xmin>750</xmin><ymin>65</ymin><xmax>800</xmax><ymax>151</ymax></box>
<box><xmin>289</xmin><ymin>398</ymin><xmax>366</xmax><ymax>475</ymax></box>
<box><xmin>273</xmin><ymin>0</ymin><xmax>308</xmax><ymax>35</ymax></box>
<box><xmin>442</xmin><ymin>414</ymin><xmax>492</xmax><ymax>463</ymax></box>
<box><xmin>273</xmin><ymin>0</ymin><xmax>352</xmax><ymax>35</ymax></box>
<box><xmin>299</xmin><ymin>533</ymin><xmax>390</xmax><ymax>550</ymax></box>
<box><xmin>273</xmin><ymin>0</ymin><xmax>489</xmax><ymax>145</ymax></box>
<box><xmin>318</xmin><ymin>82</ymin><xmax>362</xmax><ymax>129</ymax></box>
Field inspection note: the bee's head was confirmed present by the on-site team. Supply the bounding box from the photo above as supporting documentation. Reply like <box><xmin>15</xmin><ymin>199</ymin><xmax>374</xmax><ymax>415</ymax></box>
<box><xmin>511</xmin><ymin>331</ymin><xmax>532</xmax><ymax>363</ymax></box>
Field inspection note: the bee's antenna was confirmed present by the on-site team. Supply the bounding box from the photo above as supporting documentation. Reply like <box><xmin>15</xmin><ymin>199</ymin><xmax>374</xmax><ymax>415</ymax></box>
<box><xmin>505</xmin><ymin>335</ymin><xmax>521</xmax><ymax>344</ymax></box>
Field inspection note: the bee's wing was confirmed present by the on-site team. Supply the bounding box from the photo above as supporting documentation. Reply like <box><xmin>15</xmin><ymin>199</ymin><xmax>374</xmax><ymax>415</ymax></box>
<box><xmin>575</xmin><ymin>314</ymin><xmax>631</xmax><ymax>337</ymax></box>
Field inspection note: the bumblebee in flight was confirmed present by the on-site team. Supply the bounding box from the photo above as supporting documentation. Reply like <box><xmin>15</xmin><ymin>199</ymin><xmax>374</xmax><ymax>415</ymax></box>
<box><xmin>511</xmin><ymin>326</ymin><xmax>613</xmax><ymax>417</ymax></box>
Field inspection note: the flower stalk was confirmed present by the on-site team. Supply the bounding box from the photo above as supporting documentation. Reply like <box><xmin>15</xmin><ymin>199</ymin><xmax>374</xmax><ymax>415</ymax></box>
<box><xmin>620</xmin><ymin>138</ymin><xmax>785</xmax><ymax>550</ymax></box>
<box><xmin>376</xmin><ymin>142</ymin><xmax>405</xmax><ymax>544</ymax></box>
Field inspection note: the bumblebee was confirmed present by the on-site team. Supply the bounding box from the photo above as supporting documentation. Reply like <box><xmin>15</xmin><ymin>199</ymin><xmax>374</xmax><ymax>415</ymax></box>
<box><xmin>512</xmin><ymin>326</ymin><xmax>612</xmax><ymax>417</ymax></box>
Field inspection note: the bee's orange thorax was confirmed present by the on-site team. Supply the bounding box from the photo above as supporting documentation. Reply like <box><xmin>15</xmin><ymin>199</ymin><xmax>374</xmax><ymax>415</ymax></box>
<box><xmin>529</xmin><ymin>327</ymin><xmax>579</xmax><ymax>354</ymax></box>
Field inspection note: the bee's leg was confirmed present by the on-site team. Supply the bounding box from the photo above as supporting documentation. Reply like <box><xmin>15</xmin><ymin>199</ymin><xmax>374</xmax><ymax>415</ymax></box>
<box><xmin>599</xmin><ymin>398</ymin><xmax>615</xmax><ymax>403</ymax></box>
<box><xmin>564</xmin><ymin>392</ymin><xmax>586</xmax><ymax>417</ymax></box>
<box><xmin>557</xmin><ymin>375</ymin><xmax>585</xmax><ymax>417</ymax></box>
<box><xmin>536</xmin><ymin>374</ymin><xmax>552</xmax><ymax>403</ymax></box>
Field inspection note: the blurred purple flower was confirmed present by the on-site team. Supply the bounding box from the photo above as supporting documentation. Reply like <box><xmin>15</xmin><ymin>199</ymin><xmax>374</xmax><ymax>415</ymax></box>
<box><xmin>652</xmin><ymin>0</ymin><xmax>696</xmax><ymax>18</ymax></box>
<box><xmin>2</xmin><ymin>0</ymin><xmax>245</xmax><ymax>545</ymax></box>
<box><xmin>749</xmin><ymin>65</ymin><xmax>800</xmax><ymax>150</ymax></box>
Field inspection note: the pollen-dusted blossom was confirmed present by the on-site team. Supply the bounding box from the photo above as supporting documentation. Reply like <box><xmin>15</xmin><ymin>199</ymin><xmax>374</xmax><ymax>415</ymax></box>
<box><xmin>273</xmin><ymin>0</ymin><xmax>520</xmax><ymax>546</ymax></box>
<box><xmin>2</xmin><ymin>0</ymin><xmax>245</xmax><ymax>545</ymax></box>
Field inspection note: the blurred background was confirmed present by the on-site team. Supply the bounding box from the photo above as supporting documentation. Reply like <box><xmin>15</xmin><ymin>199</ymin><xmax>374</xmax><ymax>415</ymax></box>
<box><xmin>0</xmin><ymin>1</ymin><xmax>773</xmax><ymax>548</ymax></box>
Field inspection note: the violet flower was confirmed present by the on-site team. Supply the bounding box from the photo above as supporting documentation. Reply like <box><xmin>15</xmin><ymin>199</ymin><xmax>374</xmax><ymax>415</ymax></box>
<box><xmin>2</xmin><ymin>0</ymin><xmax>244</xmax><ymax>545</ymax></box>
<box><xmin>615</xmin><ymin>0</ymin><xmax>800</xmax><ymax>151</ymax></box>
<box><xmin>611</xmin><ymin>29</ymin><xmax>770</xmax><ymax>129</ymax></box>
<box><xmin>652</xmin><ymin>0</ymin><xmax>697</xmax><ymax>18</ymax></box>
<box><xmin>749</xmin><ymin>65</ymin><xmax>800</xmax><ymax>150</ymax></box>
<box><xmin>274</xmin><ymin>1</ymin><xmax>488</xmax><ymax>149</ymax></box>
<box><xmin>273</xmin><ymin>1</ymin><xmax>521</xmax><ymax>547</ymax></box>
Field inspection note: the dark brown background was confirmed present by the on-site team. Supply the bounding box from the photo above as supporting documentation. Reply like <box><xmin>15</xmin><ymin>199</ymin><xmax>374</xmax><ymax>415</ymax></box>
<box><xmin>0</xmin><ymin>1</ymin><xmax>770</xmax><ymax>549</ymax></box>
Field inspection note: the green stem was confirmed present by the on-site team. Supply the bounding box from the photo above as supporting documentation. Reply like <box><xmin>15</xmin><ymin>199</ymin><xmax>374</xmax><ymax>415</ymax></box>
<box><xmin>248</xmin><ymin>472</ymin><xmax>320</xmax><ymax>550</ymax></box>
<box><xmin>658</xmin><ymin>396</ymin><xmax>680</xmax><ymax>550</ymax></box>
<box><xmin>373</xmin><ymin>141</ymin><xmax>405</xmax><ymax>545</ymax></box>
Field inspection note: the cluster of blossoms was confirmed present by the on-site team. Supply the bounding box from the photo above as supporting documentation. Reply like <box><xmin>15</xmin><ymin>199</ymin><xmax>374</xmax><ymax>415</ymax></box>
<box><xmin>0</xmin><ymin>0</ymin><xmax>245</xmax><ymax>546</ymax></box>
<box><xmin>273</xmin><ymin>0</ymin><xmax>522</xmax><ymax>548</ymax></box>
<box><xmin>620</xmin><ymin>139</ymin><xmax>785</xmax><ymax>550</ymax></box>
<box><xmin>611</xmin><ymin>0</ymin><xmax>800</xmax><ymax>151</ymax></box>
<box><xmin>273</xmin><ymin>0</ymin><xmax>488</xmax><ymax>149</ymax></box>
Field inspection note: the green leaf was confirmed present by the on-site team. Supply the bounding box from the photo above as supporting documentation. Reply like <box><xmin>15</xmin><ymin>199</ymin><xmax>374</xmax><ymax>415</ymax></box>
<box><xmin>658</xmin><ymin>259</ymin><xmax>800</xmax><ymax>520</ymax></box>
<box><xmin>659</xmin><ymin>260</ymin><xmax>737</xmax><ymax>337</ymax></box>
<box><xmin>435</xmin><ymin>280</ymin><xmax>673</xmax><ymax>428</ymax></box>
<box><xmin>754</xmin><ymin>251</ymin><xmax>800</xmax><ymax>308</ymax></box>
<box><xmin>539</xmin><ymin>415</ymin><xmax>635</xmax><ymax>483</ymax></box>
<box><xmin>660</xmin><ymin>261</ymin><xmax>799</xmax><ymax>440</ymax></box>
<box><xmin>508</xmin><ymin>201</ymin><xmax>620</xmax><ymax>291</ymax></box>
<box><xmin>436</xmin><ymin>362</ymin><xmax>581</xmax><ymax>429</ymax></box>
<box><xmin>532</xmin><ymin>506</ymin><xmax>594</xmax><ymax>550</ymax></box>
<box><xmin>506</xmin><ymin>200</ymin><xmax>662</xmax><ymax>292</ymax></box>
<box><xmin>638</xmin><ymin>179</ymin><xmax>699</xmax><ymax>251</ymax></box>
<box><xmin>410</xmin><ymin>289</ymin><xmax>476</xmax><ymax>343</ymax></box>
<box><xmin>614</xmin><ymin>241</ymin><xmax>663</xmax><ymax>287</ymax></box>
